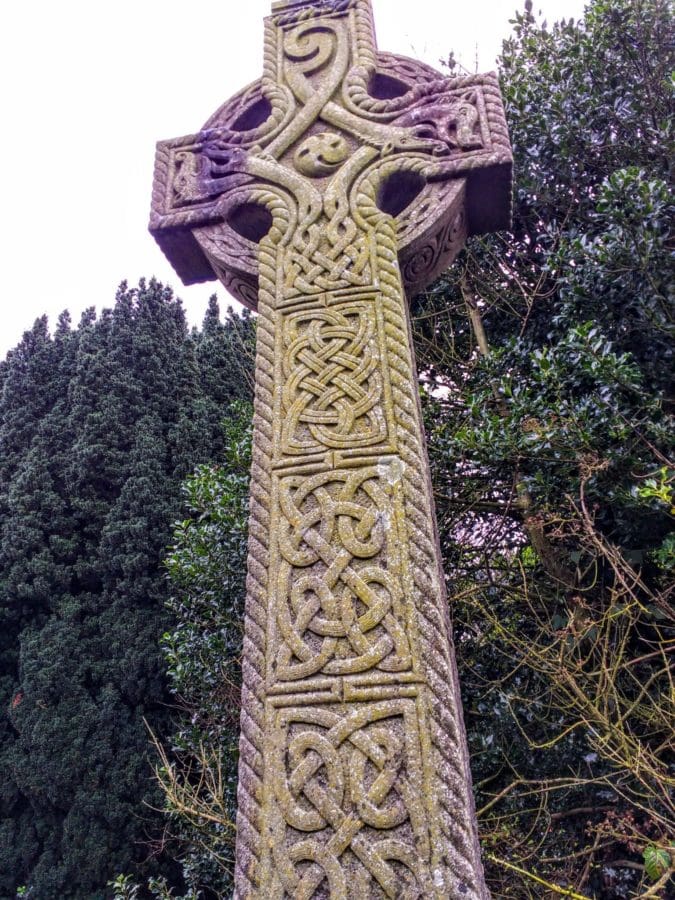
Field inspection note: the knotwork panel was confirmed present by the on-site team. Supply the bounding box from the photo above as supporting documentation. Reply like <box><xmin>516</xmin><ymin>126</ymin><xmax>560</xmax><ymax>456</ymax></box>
<box><xmin>270</xmin><ymin>467</ymin><xmax>413</xmax><ymax>684</ymax></box>
<box><xmin>275</xmin><ymin>300</ymin><xmax>395</xmax><ymax>461</ymax></box>
<box><xmin>265</xmin><ymin>699</ymin><xmax>437</xmax><ymax>899</ymax></box>
<box><xmin>281</xmin><ymin>216</ymin><xmax>375</xmax><ymax>300</ymax></box>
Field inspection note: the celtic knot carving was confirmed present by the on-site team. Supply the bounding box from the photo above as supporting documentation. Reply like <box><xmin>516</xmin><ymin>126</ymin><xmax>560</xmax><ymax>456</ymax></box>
<box><xmin>151</xmin><ymin>1</ymin><xmax>511</xmax><ymax>896</ymax></box>
<box><xmin>269</xmin><ymin>702</ymin><xmax>434</xmax><ymax>899</ymax></box>
<box><xmin>284</xmin><ymin>216</ymin><xmax>373</xmax><ymax>297</ymax></box>
<box><xmin>280</xmin><ymin>304</ymin><xmax>386</xmax><ymax>454</ymax></box>
<box><xmin>274</xmin><ymin>469</ymin><xmax>411</xmax><ymax>681</ymax></box>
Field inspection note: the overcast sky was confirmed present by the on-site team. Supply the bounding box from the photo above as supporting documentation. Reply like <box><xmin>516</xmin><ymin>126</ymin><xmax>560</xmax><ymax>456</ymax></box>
<box><xmin>0</xmin><ymin>0</ymin><xmax>587</xmax><ymax>359</ymax></box>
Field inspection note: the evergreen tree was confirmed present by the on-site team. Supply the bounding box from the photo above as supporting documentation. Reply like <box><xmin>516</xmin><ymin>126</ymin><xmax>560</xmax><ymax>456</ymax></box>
<box><xmin>0</xmin><ymin>280</ymin><xmax>254</xmax><ymax>897</ymax></box>
<box><xmin>155</xmin><ymin>404</ymin><xmax>252</xmax><ymax>896</ymax></box>
<box><xmin>414</xmin><ymin>1</ymin><xmax>673</xmax><ymax>895</ymax></box>
<box><xmin>0</xmin><ymin>315</ymin><xmax>78</xmax><ymax>891</ymax></box>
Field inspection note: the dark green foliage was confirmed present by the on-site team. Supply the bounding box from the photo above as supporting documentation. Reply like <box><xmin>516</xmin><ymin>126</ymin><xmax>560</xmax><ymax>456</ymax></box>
<box><xmin>111</xmin><ymin>406</ymin><xmax>253</xmax><ymax>899</ymax></box>
<box><xmin>0</xmin><ymin>283</ymin><xmax>254</xmax><ymax>898</ymax></box>
<box><xmin>140</xmin><ymin>2</ymin><xmax>673</xmax><ymax>898</ymax></box>
<box><xmin>414</xmin><ymin>1</ymin><xmax>674</xmax><ymax>895</ymax></box>
<box><xmin>158</xmin><ymin>403</ymin><xmax>252</xmax><ymax>895</ymax></box>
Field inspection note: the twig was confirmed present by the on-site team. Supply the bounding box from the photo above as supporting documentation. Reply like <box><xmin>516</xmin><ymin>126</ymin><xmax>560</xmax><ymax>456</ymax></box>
<box><xmin>487</xmin><ymin>854</ymin><xmax>593</xmax><ymax>899</ymax></box>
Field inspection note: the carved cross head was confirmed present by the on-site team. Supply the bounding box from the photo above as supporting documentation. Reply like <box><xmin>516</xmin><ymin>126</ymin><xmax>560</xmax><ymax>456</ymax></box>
<box><xmin>150</xmin><ymin>0</ymin><xmax>512</xmax><ymax>306</ymax></box>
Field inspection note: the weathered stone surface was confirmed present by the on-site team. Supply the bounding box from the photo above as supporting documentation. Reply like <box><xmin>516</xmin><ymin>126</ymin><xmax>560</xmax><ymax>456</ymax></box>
<box><xmin>150</xmin><ymin>2</ymin><xmax>512</xmax><ymax>897</ymax></box>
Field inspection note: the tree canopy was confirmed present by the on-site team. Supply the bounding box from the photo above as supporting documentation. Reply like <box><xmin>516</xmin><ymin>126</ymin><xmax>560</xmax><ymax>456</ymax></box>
<box><xmin>415</xmin><ymin>0</ymin><xmax>674</xmax><ymax>895</ymax></box>
<box><xmin>0</xmin><ymin>282</ymin><xmax>253</xmax><ymax>898</ymax></box>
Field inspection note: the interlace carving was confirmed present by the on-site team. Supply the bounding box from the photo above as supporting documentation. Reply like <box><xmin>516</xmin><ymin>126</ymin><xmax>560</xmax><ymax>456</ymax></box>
<box><xmin>279</xmin><ymin>304</ymin><xmax>387</xmax><ymax>455</ymax></box>
<box><xmin>274</xmin><ymin>468</ymin><xmax>410</xmax><ymax>681</ymax></box>
<box><xmin>268</xmin><ymin>702</ymin><xmax>434</xmax><ymax>899</ymax></box>
<box><xmin>284</xmin><ymin>217</ymin><xmax>373</xmax><ymax>298</ymax></box>
<box><xmin>150</xmin><ymin>1</ymin><xmax>512</xmax><ymax>896</ymax></box>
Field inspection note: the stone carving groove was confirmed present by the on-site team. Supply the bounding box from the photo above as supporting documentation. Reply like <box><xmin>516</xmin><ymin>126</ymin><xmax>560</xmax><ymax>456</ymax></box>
<box><xmin>150</xmin><ymin>1</ymin><xmax>512</xmax><ymax>897</ymax></box>
<box><xmin>279</xmin><ymin>304</ymin><xmax>387</xmax><ymax>454</ymax></box>
<box><xmin>274</xmin><ymin>467</ymin><xmax>411</xmax><ymax>680</ymax></box>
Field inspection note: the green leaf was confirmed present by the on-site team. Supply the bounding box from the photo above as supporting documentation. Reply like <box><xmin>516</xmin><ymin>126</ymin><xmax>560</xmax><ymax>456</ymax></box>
<box><xmin>643</xmin><ymin>845</ymin><xmax>671</xmax><ymax>882</ymax></box>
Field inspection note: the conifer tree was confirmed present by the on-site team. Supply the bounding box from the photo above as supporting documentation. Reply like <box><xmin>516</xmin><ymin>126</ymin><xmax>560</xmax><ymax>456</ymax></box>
<box><xmin>0</xmin><ymin>280</ymin><xmax>254</xmax><ymax>897</ymax></box>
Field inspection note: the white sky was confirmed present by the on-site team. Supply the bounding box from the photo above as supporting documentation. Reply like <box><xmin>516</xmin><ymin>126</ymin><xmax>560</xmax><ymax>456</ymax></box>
<box><xmin>0</xmin><ymin>0</ymin><xmax>587</xmax><ymax>359</ymax></box>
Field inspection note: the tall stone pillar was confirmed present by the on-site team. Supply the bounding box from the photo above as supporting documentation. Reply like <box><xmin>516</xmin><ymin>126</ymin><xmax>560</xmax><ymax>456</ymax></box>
<box><xmin>150</xmin><ymin>2</ymin><xmax>512</xmax><ymax>895</ymax></box>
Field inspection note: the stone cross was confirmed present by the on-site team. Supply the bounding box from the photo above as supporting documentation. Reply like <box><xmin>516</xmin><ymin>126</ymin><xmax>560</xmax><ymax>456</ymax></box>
<box><xmin>150</xmin><ymin>1</ymin><xmax>511</xmax><ymax>896</ymax></box>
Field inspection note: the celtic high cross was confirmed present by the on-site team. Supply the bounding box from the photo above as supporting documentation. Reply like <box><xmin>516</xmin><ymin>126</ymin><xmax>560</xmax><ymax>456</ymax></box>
<box><xmin>151</xmin><ymin>1</ymin><xmax>511</xmax><ymax>896</ymax></box>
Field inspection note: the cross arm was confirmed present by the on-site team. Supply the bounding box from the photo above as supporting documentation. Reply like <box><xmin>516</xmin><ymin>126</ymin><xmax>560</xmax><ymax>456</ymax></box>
<box><xmin>149</xmin><ymin>1</ymin><xmax>512</xmax><ymax>307</ymax></box>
